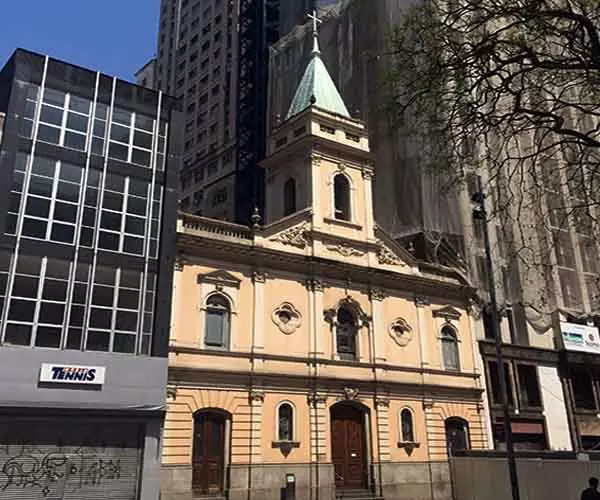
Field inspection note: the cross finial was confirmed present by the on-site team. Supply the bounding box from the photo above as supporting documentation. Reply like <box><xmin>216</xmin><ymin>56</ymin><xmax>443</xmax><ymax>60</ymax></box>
<box><xmin>307</xmin><ymin>9</ymin><xmax>322</xmax><ymax>54</ymax></box>
<box><xmin>308</xmin><ymin>9</ymin><xmax>322</xmax><ymax>35</ymax></box>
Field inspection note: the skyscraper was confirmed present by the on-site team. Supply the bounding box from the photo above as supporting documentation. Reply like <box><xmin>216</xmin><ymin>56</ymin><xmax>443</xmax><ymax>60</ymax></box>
<box><xmin>155</xmin><ymin>0</ymin><xmax>240</xmax><ymax>220</ymax></box>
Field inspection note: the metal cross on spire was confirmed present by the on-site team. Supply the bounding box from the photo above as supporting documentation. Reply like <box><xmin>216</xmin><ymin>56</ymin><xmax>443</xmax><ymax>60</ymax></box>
<box><xmin>307</xmin><ymin>9</ymin><xmax>322</xmax><ymax>54</ymax></box>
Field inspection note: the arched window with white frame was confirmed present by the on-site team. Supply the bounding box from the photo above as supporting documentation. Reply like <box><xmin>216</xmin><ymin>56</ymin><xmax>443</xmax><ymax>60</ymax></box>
<box><xmin>400</xmin><ymin>408</ymin><xmax>415</xmax><ymax>443</ymax></box>
<box><xmin>441</xmin><ymin>325</ymin><xmax>460</xmax><ymax>371</ymax></box>
<box><xmin>333</xmin><ymin>173</ymin><xmax>351</xmax><ymax>221</ymax></box>
<box><xmin>204</xmin><ymin>294</ymin><xmax>230</xmax><ymax>349</ymax></box>
<box><xmin>277</xmin><ymin>402</ymin><xmax>294</xmax><ymax>441</ymax></box>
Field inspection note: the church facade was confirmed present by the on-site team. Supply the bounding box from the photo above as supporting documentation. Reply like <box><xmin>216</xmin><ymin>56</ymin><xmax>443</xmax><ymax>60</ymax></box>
<box><xmin>161</xmin><ymin>28</ymin><xmax>487</xmax><ymax>500</ymax></box>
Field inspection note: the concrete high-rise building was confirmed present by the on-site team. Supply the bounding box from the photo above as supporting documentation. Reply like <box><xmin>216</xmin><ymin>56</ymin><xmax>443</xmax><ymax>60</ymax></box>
<box><xmin>155</xmin><ymin>0</ymin><xmax>239</xmax><ymax>220</ymax></box>
<box><xmin>136</xmin><ymin>57</ymin><xmax>157</xmax><ymax>89</ymax></box>
<box><xmin>279</xmin><ymin>0</ymin><xmax>341</xmax><ymax>37</ymax></box>
<box><xmin>0</xmin><ymin>48</ymin><xmax>181</xmax><ymax>499</ymax></box>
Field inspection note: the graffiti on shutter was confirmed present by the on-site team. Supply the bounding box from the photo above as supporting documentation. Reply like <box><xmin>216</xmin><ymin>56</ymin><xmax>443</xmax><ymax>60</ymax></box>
<box><xmin>0</xmin><ymin>419</ymin><xmax>142</xmax><ymax>499</ymax></box>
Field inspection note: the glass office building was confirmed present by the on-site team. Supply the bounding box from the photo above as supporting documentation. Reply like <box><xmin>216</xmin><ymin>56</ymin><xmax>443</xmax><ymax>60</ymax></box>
<box><xmin>0</xmin><ymin>49</ymin><xmax>181</xmax><ymax>500</ymax></box>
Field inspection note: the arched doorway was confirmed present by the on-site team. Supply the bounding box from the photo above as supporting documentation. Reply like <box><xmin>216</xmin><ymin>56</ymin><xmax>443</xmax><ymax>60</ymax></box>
<box><xmin>331</xmin><ymin>402</ymin><xmax>368</xmax><ymax>490</ymax></box>
<box><xmin>192</xmin><ymin>409</ymin><xmax>230</xmax><ymax>495</ymax></box>
<box><xmin>445</xmin><ymin>417</ymin><xmax>470</xmax><ymax>456</ymax></box>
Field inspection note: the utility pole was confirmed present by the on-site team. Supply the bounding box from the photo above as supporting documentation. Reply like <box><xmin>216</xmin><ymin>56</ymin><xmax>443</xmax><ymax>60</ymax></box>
<box><xmin>471</xmin><ymin>175</ymin><xmax>521</xmax><ymax>500</ymax></box>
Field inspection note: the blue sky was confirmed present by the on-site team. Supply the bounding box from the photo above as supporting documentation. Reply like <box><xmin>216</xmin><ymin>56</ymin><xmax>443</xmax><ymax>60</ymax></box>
<box><xmin>0</xmin><ymin>0</ymin><xmax>160</xmax><ymax>81</ymax></box>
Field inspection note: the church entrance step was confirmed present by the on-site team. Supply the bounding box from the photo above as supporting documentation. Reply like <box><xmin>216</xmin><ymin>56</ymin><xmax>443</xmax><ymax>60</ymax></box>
<box><xmin>335</xmin><ymin>488</ymin><xmax>384</xmax><ymax>500</ymax></box>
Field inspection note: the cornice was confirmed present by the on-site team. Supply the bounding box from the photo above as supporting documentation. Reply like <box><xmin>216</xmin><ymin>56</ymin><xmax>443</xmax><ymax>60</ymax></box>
<box><xmin>176</xmin><ymin>233</ymin><xmax>474</xmax><ymax>301</ymax></box>
<box><xmin>168</xmin><ymin>363</ymin><xmax>483</xmax><ymax>402</ymax></box>
<box><xmin>169</xmin><ymin>343</ymin><xmax>481</xmax><ymax>381</ymax></box>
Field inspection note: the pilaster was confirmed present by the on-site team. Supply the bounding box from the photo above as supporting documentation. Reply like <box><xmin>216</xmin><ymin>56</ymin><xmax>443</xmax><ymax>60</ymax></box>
<box><xmin>252</xmin><ymin>272</ymin><xmax>266</xmax><ymax>352</ymax></box>
<box><xmin>415</xmin><ymin>297</ymin><xmax>430</xmax><ymax>368</ymax></box>
<box><xmin>308</xmin><ymin>392</ymin><xmax>328</xmax><ymax>463</ymax></box>
<box><xmin>362</xmin><ymin>168</ymin><xmax>375</xmax><ymax>240</ymax></box>
<box><xmin>370</xmin><ymin>287</ymin><xmax>387</xmax><ymax>362</ymax></box>
<box><xmin>249</xmin><ymin>390</ymin><xmax>265</xmax><ymax>463</ymax></box>
<box><xmin>375</xmin><ymin>396</ymin><xmax>391</xmax><ymax>462</ymax></box>
<box><xmin>307</xmin><ymin>279</ymin><xmax>325</xmax><ymax>356</ymax></box>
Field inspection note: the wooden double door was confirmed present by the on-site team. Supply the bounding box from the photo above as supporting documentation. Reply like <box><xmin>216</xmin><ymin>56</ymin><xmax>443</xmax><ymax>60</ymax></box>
<box><xmin>331</xmin><ymin>404</ymin><xmax>367</xmax><ymax>489</ymax></box>
<box><xmin>193</xmin><ymin>412</ymin><xmax>226</xmax><ymax>495</ymax></box>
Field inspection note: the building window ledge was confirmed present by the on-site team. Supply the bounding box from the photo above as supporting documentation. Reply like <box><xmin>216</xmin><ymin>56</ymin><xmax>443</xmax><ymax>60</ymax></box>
<box><xmin>397</xmin><ymin>441</ymin><xmax>420</xmax><ymax>454</ymax></box>
<box><xmin>323</xmin><ymin>217</ymin><xmax>362</xmax><ymax>231</ymax></box>
<box><xmin>272</xmin><ymin>441</ymin><xmax>300</xmax><ymax>457</ymax></box>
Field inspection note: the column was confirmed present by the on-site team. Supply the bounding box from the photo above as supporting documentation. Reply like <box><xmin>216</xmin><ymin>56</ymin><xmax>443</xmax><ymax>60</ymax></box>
<box><xmin>370</xmin><ymin>288</ymin><xmax>387</xmax><ymax>362</ymax></box>
<box><xmin>252</xmin><ymin>272</ymin><xmax>266</xmax><ymax>352</ymax></box>
<box><xmin>415</xmin><ymin>297</ymin><xmax>430</xmax><ymax>368</ymax></box>
<box><xmin>375</xmin><ymin>397</ymin><xmax>391</xmax><ymax>462</ymax></box>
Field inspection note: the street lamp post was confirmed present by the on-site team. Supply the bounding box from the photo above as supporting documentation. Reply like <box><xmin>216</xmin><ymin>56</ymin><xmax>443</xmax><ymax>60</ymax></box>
<box><xmin>472</xmin><ymin>175</ymin><xmax>521</xmax><ymax>500</ymax></box>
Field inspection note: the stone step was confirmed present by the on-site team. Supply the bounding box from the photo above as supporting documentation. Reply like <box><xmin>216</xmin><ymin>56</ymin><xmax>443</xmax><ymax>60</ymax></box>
<box><xmin>335</xmin><ymin>488</ymin><xmax>384</xmax><ymax>500</ymax></box>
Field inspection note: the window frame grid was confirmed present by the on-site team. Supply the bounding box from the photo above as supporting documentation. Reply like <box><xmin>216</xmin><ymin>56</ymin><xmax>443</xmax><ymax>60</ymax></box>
<box><xmin>3</xmin><ymin>256</ymin><xmax>72</xmax><ymax>348</ymax></box>
<box><xmin>63</xmin><ymin>73</ymin><xmax>102</xmax><ymax>350</ymax></box>
<box><xmin>20</xmin><ymin>158</ymin><xmax>84</xmax><ymax>245</ymax></box>
<box><xmin>37</xmin><ymin>90</ymin><xmax>92</xmax><ymax>152</ymax></box>
<box><xmin>108</xmin><ymin>108</ymin><xmax>155</xmax><ymax>168</ymax></box>
<box><xmin>0</xmin><ymin>56</ymin><xmax>50</xmax><ymax>344</ymax></box>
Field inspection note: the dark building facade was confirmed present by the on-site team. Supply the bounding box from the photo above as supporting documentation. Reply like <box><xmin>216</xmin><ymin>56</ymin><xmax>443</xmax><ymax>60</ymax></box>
<box><xmin>0</xmin><ymin>49</ymin><xmax>181</xmax><ymax>500</ymax></box>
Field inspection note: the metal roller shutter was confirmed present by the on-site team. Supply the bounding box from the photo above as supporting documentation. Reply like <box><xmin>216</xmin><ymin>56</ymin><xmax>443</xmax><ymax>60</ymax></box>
<box><xmin>0</xmin><ymin>418</ymin><xmax>143</xmax><ymax>500</ymax></box>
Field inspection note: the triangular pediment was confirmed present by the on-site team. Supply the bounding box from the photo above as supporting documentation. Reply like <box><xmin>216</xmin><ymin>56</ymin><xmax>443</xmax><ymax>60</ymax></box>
<box><xmin>197</xmin><ymin>270</ymin><xmax>241</xmax><ymax>288</ymax></box>
<box><xmin>432</xmin><ymin>306</ymin><xmax>462</xmax><ymax>320</ymax></box>
<box><xmin>374</xmin><ymin>226</ymin><xmax>417</xmax><ymax>269</ymax></box>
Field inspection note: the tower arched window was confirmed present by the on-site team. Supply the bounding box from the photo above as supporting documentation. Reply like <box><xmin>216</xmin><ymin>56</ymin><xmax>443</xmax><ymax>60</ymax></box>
<box><xmin>400</xmin><ymin>408</ymin><xmax>415</xmax><ymax>443</ymax></box>
<box><xmin>204</xmin><ymin>294</ymin><xmax>230</xmax><ymax>349</ymax></box>
<box><xmin>283</xmin><ymin>178</ymin><xmax>297</xmax><ymax>216</ymax></box>
<box><xmin>336</xmin><ymin>307</ymin><xmax>357</xmax><ymax>359</ymax></box>
<box><xmin>333</xmin><ymin>174</ymin><xmax>350</xmax><ymax>221</ymax></box>
<box><xmin>277</xmin><ymin>402</ymin><xmax>294</xmax><ymax>441</ymax></box>
<box><xmin>441</xmin><ymin>325</ymin><xmax>460</xmax><ymax>371</ymax></box>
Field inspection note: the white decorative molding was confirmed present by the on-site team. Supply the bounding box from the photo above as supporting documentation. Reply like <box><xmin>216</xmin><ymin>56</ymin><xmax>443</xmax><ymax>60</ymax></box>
<box><xmin>376</xmin><ymin>240</ymin><xmax>403</xmax><ymax>266</ymax></box>
<box><xmin>270</xmin><ymin>223</ymin><xmax>311</xmax><ymax>248</ymax></box>
<box><xmin>369</xmin><ymin>288</ymin><xmax>386</xmax><ymax>302</ymax></box>
<box><xmin>272</xmin><ymin>302</ymin><xmax>303</xmax><ymax>335</ymax></box>
<box><xmin>375</xmin><ymin>397</ymin><xmax>390</xmax><ymax>408</ymax></box>
<box><xmin>325</xmin><ymin>243</ymin><xmax>365</xmax><ymax>257</ymax></box>
<box><xmin>249</xmin><ymin>390</ymin><xmax>265</xmax><ymax>403</ymax></box>
<box><xmin>307</xmin><ymin>392</ymin><xmax>328</xmax><ymax>406</ymax></box>
<box><xmin>343</xmin><ymin>387</ymin><xmax>360</xmax><ymax>400</ymax></box>
<box><xmin>252</xmin><ymin>271</ymin><xmax>267</xmax><ymax>283</ymax></box>
<box><xmin>390</xmin><ymin>318</ymin><xmax>414</xmax><ymax>347</ymax></box>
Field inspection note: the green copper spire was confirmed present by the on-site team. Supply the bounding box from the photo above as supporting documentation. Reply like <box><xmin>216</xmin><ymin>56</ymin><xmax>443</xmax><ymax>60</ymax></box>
<box><xmin>286</xmin><ymin>11</ymin><xmax>350</xmax><ymax>120</ymax></box>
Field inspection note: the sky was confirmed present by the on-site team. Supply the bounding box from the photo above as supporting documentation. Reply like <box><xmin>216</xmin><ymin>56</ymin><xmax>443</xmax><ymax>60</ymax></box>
<box><xmin>0</xmin><ymin>0</ymin><xmax>160</xmax><ymax>82</ymax></box>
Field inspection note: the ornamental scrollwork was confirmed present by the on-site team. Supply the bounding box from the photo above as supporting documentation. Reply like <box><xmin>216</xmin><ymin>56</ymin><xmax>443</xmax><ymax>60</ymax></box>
<box><xmin>325</xmin><ymin>243</ymin><xmax>365</xmax><ymax>257</ymax></box>
<box><xmin>376</xmin><ymin>240</ymin><xmax>402</xmax><ymax>266</ymax></box>
<box><xmin>389</xmin><ymin>318</ymin><xmax>413</xmax><ymax>347</ymax></box>
<box><xmin>270</xmin><ymin>223</ymin><xmax>311</xmax><ymax>248</ymax></box>
<box><xmin>272</xmin><ymin>302</ymin><xmax>302</xmax><ymax>335</ymax></box>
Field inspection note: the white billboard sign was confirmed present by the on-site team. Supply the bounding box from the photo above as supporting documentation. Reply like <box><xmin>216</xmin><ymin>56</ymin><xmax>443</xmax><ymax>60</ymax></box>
<box><xmin>39</xmin><ymin>364</ymin><xmax>106</xmax><ymax>385</ymax></box>
<box><xmin>560</xmin><ymin>322</ymin><xmax>600</xmax><ymax>354</ymax></box>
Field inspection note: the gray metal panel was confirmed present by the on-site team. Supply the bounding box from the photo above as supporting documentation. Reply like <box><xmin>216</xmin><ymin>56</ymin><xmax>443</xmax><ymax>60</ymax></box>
<box><xmin>0</xmin><ymin>347</ymin><xmax>167</xmax><ymax>411</ymax></box>
<box><xmin>0</xmin><ymin>418</ymin><xmax>143</xmax><ymax>499</ymax></box>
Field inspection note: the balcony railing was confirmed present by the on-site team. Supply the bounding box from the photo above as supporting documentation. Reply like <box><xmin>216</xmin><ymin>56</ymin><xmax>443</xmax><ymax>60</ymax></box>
<box><xmin>179</xmin><ymin>212</ymin><xmax>253</xmax><ymax>241</ymax></box>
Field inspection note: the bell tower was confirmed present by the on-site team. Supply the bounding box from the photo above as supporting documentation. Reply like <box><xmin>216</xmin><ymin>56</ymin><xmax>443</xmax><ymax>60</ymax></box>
<box><xmin>262</xmin><ymin>11</ymin><xmax>375</xmax><ymax>243</ymax></box>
